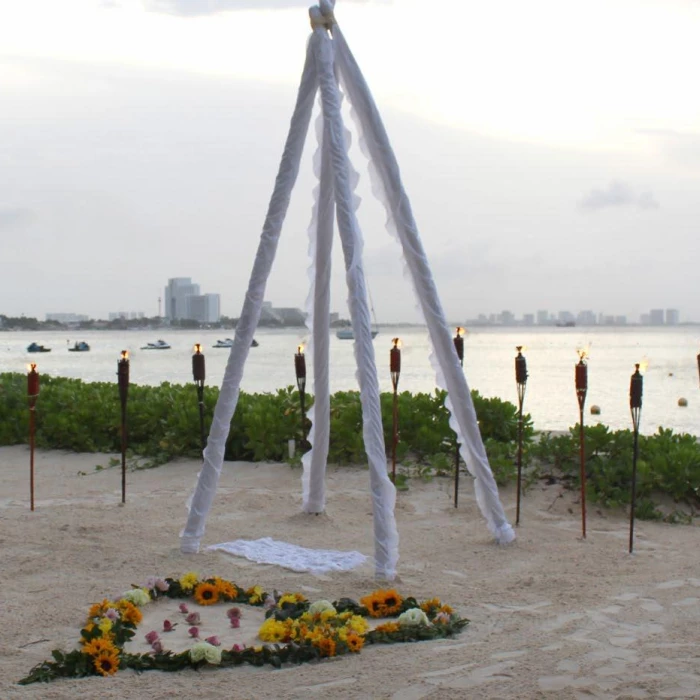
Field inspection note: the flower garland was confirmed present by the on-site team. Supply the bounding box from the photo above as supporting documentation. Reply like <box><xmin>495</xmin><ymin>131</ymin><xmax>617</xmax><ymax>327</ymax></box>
<box><xmin>19</xmin><ymin>574</ymin><xmax>469</xmax><ymax>685</ymax></box>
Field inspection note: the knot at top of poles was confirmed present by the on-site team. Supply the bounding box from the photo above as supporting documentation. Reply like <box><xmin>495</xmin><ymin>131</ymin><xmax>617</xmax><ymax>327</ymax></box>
<box><xmin>309</xmin><ymin>2</ymin><xmax>336</xmax><ymax>31</ymax></box>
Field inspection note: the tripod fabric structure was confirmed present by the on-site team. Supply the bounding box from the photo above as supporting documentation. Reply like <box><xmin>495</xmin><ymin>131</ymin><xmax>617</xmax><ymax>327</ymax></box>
<box><xmin>181</xmin><ymin>1</ymin><xmax>514</xmax><ymax>581</ymax></box>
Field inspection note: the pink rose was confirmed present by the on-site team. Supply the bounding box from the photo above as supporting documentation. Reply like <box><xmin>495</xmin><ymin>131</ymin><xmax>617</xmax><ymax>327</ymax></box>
<box><xmin>230</xmin><ymin>617</ymin><xmax>240</xmax><ymax>629</ymax></box>
<box><xmin>185</xmin><ymin>612</ymin><xmax>201</xmax><ymax>625</ymax></box>
<box><xmin>232</xmin><ymin>644</ymin><xmax>242</xmax><ymax>652</ymax></box>
<box><xmin>227</xmin><ymin>607</ymin><xmax>241</xmax><ymax>620</ymax></box>
<box><xmin>145</xmin><ymin>630</ymin><xmax>160</xmax><ymax>645</ymax></box>
<box><xmin>163</xmin><ymin>619</ymin><xmax>176</xmax><ymax>632</ymax></box>
<box><xmin>151</xmin><ymin>640</ymin><xmax>164</xmax><ymax>653</ymax></box>
<box><xmin>188</xmin><ymin>626</ymin><xmax>199</xmax><ymax>638</ymax></box>
<box><xmin>179</xmin><ymin>603</ymin><xmax>189</xmax><ymax>614</ymax></box>
<box><xmin>205</xmin><ymin>635</ymin><xmax>221</xmax><ymax>646</ymax></box>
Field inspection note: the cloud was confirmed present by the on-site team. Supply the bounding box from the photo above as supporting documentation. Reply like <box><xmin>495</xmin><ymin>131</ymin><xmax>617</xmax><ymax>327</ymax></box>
<box><xmin>0</xmin><ymin>206</ymin><xmax>33</xmax><ymax>230</ymax></box>
<box><xmin>579</xmin><ymin>181</ymin><xmax>659</xmax><ymax>211</ymax></box>
<box><xmin>144</xmin><ymin>0</ymin><xmax>371</xmax><ymax>17</ymax></box>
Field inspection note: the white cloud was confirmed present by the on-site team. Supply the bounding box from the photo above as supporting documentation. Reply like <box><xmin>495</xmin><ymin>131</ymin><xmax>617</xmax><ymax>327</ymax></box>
<box><xmin>579</xmin><ymin>181</ymin><xmax>660</xmax><ymax>211</ymax></box>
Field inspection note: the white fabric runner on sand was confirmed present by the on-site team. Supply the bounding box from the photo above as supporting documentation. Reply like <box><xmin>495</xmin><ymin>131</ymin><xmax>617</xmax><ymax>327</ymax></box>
<box><xmin>207</xmin><ymin>538</ymin><xmax>368</xmax><ymax>574</ymax></box>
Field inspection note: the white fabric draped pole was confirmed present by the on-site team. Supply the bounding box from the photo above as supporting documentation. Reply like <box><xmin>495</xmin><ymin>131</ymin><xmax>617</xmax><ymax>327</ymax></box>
<box><xmin>301</xmin><ymin>108</ymin><xmax>334</xmax><ymax>514</ymax></box>
<box><xmin>311</xmin><ymin>13</ymin><xmax>399</xmax><ymax>579</ymax></box>
<box><xmin>180</xmin><ymin>39</ymin><xmax>319</xmax><ymax>553</ymax></box>
<box><xmin>331</xmin><ymin>20</ymin><xmax>515</xmax><ymax>544</ymax></box>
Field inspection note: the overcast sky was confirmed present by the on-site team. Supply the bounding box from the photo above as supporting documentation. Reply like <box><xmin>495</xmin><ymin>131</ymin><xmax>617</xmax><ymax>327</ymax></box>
<box><xmin>1</xmin><ymin>0</ymin><xmax>699</xmax><ymax>323</ymax></box>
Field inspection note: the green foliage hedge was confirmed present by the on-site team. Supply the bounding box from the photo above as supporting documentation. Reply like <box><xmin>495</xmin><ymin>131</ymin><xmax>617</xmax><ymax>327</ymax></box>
<box><xmin>0</xmin><ymin>374</ymin><xmax>529</xmax><ymax>467</ymax></box>
<box><xmin>2</xmin><ymin>373</ymin><xmax>698</xmax><ymax>520</ymax></box>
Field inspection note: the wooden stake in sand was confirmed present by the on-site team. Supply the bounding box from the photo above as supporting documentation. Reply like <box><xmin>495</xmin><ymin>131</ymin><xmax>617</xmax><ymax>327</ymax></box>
<box><xmin>515</xmin><ymin>347</ymin><xmax>528</xmax><ymax>526</ymax></box>
<box><xmin>294</xmin><ymin>345</ymin><xmax>307</xmax><ymax>450</ymax></box>
<box><xmin>27</xmin><ymin>363</ymin><xmax>39</xmax><ymax>511</ymax></box>
<box><xmin>629</xmin><ymin>363</ymin><xmax>643</xmax><ymax>553</ymax></box>
<box><xmin>117</xmin><ymin>351</ymin><xmax>130</xmax><ymax>504</ymax></box>
<box><xmin>575</xmin><ymin>350</ymin><xmax>588</xmax><ymax>538</ymax></box>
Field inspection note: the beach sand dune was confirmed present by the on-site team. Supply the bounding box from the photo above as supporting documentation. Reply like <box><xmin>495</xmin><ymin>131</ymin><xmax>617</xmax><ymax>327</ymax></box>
<box><xmin>1</xmin><ymin>446</ymin><xmax>699</xmax><ymax>699</ymax></box>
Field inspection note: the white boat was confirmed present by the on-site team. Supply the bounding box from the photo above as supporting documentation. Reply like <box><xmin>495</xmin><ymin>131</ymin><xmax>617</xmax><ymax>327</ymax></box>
<box><xmin>141</xmin><ymin>339</ymin><xmax>171</xmax><ymax>350</ymax></box>
<box><xmin>336</xmin><ymin>328</ymin><xmax>379</xmax><ymax>340</ymax></box>
<box><xmin>213</xmin><ymin>338</ymin><xmax>259</xmax><ymax>348</ymax></box>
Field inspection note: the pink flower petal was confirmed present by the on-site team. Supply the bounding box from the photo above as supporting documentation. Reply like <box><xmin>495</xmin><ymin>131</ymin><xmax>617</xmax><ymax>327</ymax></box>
<box><xmin>188</xmin><ymin>626</ymin><xmax>199</xmax><ymax>638</ymax></box>
<box><xmin>163</xmin><ymin>619</ymin><xmax>176</xmax><ymax>632</ymax></box>
<box><xmin>185</xmin><ymin>612</ymin><xmax>201</xmax><ymax>625</ymax></box>
<box><xmin>145</xmin><ymin>631</ymin><xmax>160</xmax><ymax>645</ymax></box>
<box><xmin>179</xmin><ymin>603</ymin><xmax>189</xmax><ymax>614</ymax></box>
<box><xmin>230</xmin><ymin>617</ymin><xmax>240</xmax><ymax>629</ymax></box>
<box><xmin>151</xmin><ymin>640</ymin><xmax>164</xmax><ymax>654</ymax></box>
<box><xmin>205</xmin><ymin>635</ymin><xmax>221</xmax><ymax>647</ymax></box>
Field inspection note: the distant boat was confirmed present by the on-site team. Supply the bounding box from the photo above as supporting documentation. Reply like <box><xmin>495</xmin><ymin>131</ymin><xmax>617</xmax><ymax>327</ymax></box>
<box><xmin>336</xmin><ymin>328</ymin><xmax>379</xmax><ymax>340</ymax></box>
<box><xmin>68</xmin><ymin>341</ymin><xmax>90</xmax><ymax>352</ymax></box>
<box><xmin>141</xmin><ymin>339</ymin><xmax>171</xmax><ymax>350</ymax></box>
<box><xmin>213</xmin><ymin>338</ymin><xmax>259</xmax><ymax>348</ymax></box>
<box><xmin>27</xmin><ymin>342</ymin><xmax>51</xmax><ymax>353</ymax></box>
<box><xmin>555</xmin><ymin>321</ymin><xmax>576</xmax><ymax>328</ymax></box>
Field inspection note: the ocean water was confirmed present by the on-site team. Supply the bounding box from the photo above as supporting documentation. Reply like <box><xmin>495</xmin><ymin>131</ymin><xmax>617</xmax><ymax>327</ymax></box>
<box><xmin>2</xmin><ymin>326</ymin><xmax>699</xmax><ymax>436</ymax></box>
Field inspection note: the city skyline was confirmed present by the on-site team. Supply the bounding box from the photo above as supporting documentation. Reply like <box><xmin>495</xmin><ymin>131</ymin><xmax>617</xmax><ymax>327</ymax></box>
<box><xmin>1</xmin><ymin>1</ymin><xmax>699</xmax><ymax>323</ymax></box>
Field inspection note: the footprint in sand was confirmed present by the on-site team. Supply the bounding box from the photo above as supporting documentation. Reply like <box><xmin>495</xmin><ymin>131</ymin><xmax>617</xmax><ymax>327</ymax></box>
<box><xmin>656</xmin><ymin>579</ymin><xmax>686</xmax><ymax>590</ymax></box>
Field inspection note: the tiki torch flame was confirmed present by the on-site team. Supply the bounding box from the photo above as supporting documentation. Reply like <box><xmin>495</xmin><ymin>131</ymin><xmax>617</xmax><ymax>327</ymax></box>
<box><xmin>455</xmin><ymin>327</ymin><xmax>465</xmax><ymax>338</ymax></box>
<box><xmin>392</xmin><ymin>337</ymin><xmax>402</xmax><ymax>349</ymax></box>
<box><xmin>121</xmin><ymin>350</ymin><xmax>129</xmax><ymax>361</ymax></box>
<box><xmin>297</xmin><ymin>344</ymin><xmax>305</xmax><ymax>355</ymax></box>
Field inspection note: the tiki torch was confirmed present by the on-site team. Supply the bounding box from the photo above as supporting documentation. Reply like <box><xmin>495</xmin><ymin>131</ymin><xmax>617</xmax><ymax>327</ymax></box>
<box><xmin>453</xmin><ymin>327</ymin><xmax>465</xmax><ymax>507</ymax></box>
<box><xmin>390</xmin><ymin>337</ymin><xmax>401</xmax><ymax>483</ymax></box>
<box><xmin>696</xmin><ymin>350</ymin><xmax>700</xmax><ymax>388</ymax></box>
<box><xmin>515</xmin><ymin>346</ymin><xmax>528</xmax><ymax>526</ymax></box>
<box><xmin>295</xmin><ymin>344</ymin><xmax>307</xmax><ymax>448</ymax></box>
<box><xmin>192</xmin><ymin>344</ymin><xmax>206</xmax><ymax>457</ymax></box>
<box><xmin>27</xmin><ymin>363</ymin><xmax>39</xmax><ymax>511</ymax></box>
<box><xmin>575</xmin><ymin>349</ymin><xmax>588</xmax><ymax>538</ymax></box>
<box><xmin>117</xmin><ymin>350</ymin><xmax>129</xmax><ymax>504</ymax></box>
<box><xmin>629</xmin><ymin>363</ymin><xmax>643</xmax><ymax>554</ymax></box>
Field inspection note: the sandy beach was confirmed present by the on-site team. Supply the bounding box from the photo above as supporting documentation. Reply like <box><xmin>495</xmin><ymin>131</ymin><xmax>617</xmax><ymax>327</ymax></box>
<box><xmin>1</xmin><ymin>445</ymin><xmax>699</xmax><ymax>699</ymax></box>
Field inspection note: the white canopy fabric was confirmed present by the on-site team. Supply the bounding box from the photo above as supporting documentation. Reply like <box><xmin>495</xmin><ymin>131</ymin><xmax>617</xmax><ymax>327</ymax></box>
<box><xmin>180</xmin><ymin>1</ymin><xmax>514</xmax><ymax>581</ymax></box>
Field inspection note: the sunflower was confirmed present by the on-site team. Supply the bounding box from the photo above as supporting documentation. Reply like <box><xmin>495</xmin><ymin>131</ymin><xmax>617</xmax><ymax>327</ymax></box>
<box><xmin>315</xmin><ymin>637</ymin><xmax>336</xmax><ymax>657</ymax></box>
<box><xmin>118</xmin><ymin>601</ymin><xmax>143</xmax><ymax>625</ymax></box>
<box><xmin>93</xmin><ymin>650</ymin><xmax>120</xmax><ymax>677</ymax></box>
<box><xmin>83</xmin><ymin>637</ymin><xmax>118</xmax><ymax>657</ymax></box>
<box><xmin>246</xmin><ymin>585</ymin><xmax>264</xmax><ymax>605</ymax></box>
<box><xmin>212</xmin><ymin>577</ymin><xmax>237</xmax><ymax>600</ymax></box>
<box><xmin>278</xmin><ymin>592</ymin><xmax>306</xmax><ymax>606</ymax></box>
<box><xmin>374</xmin><ymin>621</ymin><xmax>400</xmax><ymax>634</ymax></box>
<box><xmin>420</xmin><ymin>597</ymin><xmax>442</xmax><ymax>615</ymax></box>
<box><xmin>380</xmin><ymin>590</ymin><xmax>403</xmax><ymax>616</ymax></box>
<box><xmin>346</xmin><ymin>632</ymin><xmax>364</xmax><ymax>653</ymax></box>
<box><xmin>194</xmin><ymin>582</ymin><xmax>220</xmax><ymax>606</ymax></box>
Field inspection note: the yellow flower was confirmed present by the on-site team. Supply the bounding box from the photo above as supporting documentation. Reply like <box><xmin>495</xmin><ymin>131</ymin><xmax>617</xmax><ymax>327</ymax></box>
<box><xmin>246</xmin><ymin>585</ymin><xmax>264</xmax><ymax>604</ymax></box>
<box><xmin>439</xmin><ymin>604</ymin><xmax>453</xmax><ymax>615</ymax></box>
<box><xmin>179</xmin><ymin>571</ymin><xmax>199</xmax><ymax>592</ymax></box>
<box><xmin>93</xmin><ymin>650</ymin><xmax>120</xmax><ymax>677</ymax></box>
<box><xmin>348</xmin><ymin>615</ymin><xmax>369</xmax><ymax>634</ymax></box>
<box><xmin>278</xmin><ymin>593</ymin><xmax>305</xmax><ymax>606</ymax></box>
<box><xmin>98</xmin><ymin>618</ymin><xmax>113</xmax><ymax>634</ymax></box>
<box><xmin>258</xmin><ymin>618</ymin><xmax>289</xmax><ymax>643</ymax></box>
<box><xmin>320</xmin><ymin>609</ymin><xmax>336</xmax><ymax>623</ymax></box>
<box><xmin>194</xmin><ymin>582</ymin><xmax>220</xmax><ymax>606</ymax></box>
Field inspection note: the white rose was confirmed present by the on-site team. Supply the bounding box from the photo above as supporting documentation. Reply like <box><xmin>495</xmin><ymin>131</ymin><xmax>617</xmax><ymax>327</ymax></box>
<box><xmin>397</xmin><ymin>608</ymin><xmax>430</xmax><ymax>627</ymax></box>
<box><xmin>122</xmin><ymin>588</ymin><xmax>151</xmax><ymax>607</ymax></box>
<box><xmin>189</xmin><ymin>641</ymin><xmax>222</xmax><ymax>664</ymax></box>
<box><xmin>308</xmin><ymin>600</ymin><xmax>336</xmax><ymax>615</ymax></box>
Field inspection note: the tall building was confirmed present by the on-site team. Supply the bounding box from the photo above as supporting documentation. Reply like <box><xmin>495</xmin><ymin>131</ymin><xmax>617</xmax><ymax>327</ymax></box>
<box><xmin>188</xmin><ymin>294</ymin><xmax>221</xmax><ymax>324</ymax></box>
<box><xmin>576</xmin><ymin>310</ymin><xmax>597</xmax><ymax>326</ymax></box>
<box><xmin>665</xmin><ymin>309</ymin><xmax>679</xmax><ymax>325</ymax></box>
<box><xmin>649</xmin><ymin>309</ymin><xmax>664</xmax><ymax>326</ymax></box>
<box><xmin>536</xmin><ymin>310</ymin><xmax>550</xmax><ymax>325</ymax></box>
<box><xmin>46</xmin><ymin>313</ymin><xmax>89</xmax><ymax>323</ymax></box>
<box><xmin>165</xmin><ymin>278</ymin><xmax>200</xmax><ymax>320</ymax></box>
